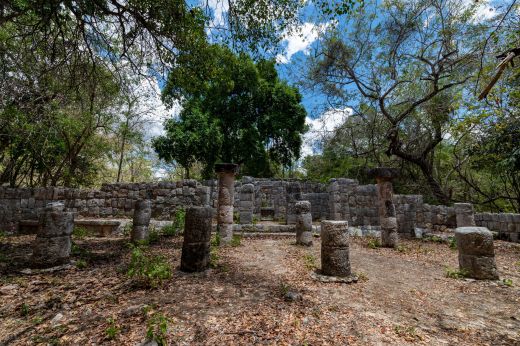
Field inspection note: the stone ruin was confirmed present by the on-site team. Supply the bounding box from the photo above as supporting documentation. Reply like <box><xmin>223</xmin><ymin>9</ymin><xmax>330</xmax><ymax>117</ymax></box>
<box><xmin>181</xmin><ymin>207</ymin><xmax>212</xmax><ymax>272</ymax></box>
<box><xmin>0</xmin><ymin>177</ymin><xmax>519</xmax><ymax>244</ymax></box>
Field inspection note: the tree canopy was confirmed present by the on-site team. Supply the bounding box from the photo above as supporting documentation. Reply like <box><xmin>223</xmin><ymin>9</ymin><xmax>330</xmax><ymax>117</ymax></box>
<box><xmin>154</xmin><ymin>44</ymin><xmax>307</xmax><ymax>178</ymax></box>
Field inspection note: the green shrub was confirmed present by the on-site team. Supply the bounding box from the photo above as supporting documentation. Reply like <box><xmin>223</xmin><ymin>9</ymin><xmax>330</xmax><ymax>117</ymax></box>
<box><xmin>367</xmin><ymin>238</ymin><xmax>381</xmax><ymax>249</ymax></box>
<box><xmin>211</xmin><ymin>233</ymin><xmax>221</xmax><ymax>247</ymax></box>
<box><xmin>127</xmin><ymin>245</ymin><xmax>172</xmax><ymax>288</ymax></box>
<box><xmin>146</xmin><ymin>312</ymin><xmax>171</xmax><ymax>345</ymax></box>
<box><xmin>233</xmin><ymin>211</ymin><xmax>240</xmax><ymax>223</ymax></box>
<box><xmin>20</xmin><ymin>302</ymin><xmax>30</xmax><ymax>317</ymax></box>
<box><xmin>75</xmin><ymin>259</ymin><xmax>88</xmax><ymax>269</ymax></box>
<box><xmin>161</xmin><ymin>224</ymin><xmax>178</xmax><ymax>237</ymax></box>
<box><xmin>448</xmin><ymin>237</ymin><xmax>457</xmax><ymax>250</ymax></box>
<box><xmin>148</xmin><ymin>226</ymin><xmax>161</xmax><ymax>245</ymax></box>
<box><xmin>122</xmin><ymin>222</ymin><xmax>133</xmax><ymax>236</ymax></box>
<box><xmin>163</xmin><ymin>208</ymin><xmax>185</xmax><ymax>237</ymax></box>
<box><xmin>72</xmin><ymin>226</ymin><xmax>89</xmax><ymax>239</ymax></box>
<box><xmin>230</xmin><ymin>234</ymin><xmax>242</xmax><ymax>247</ymax></box>
<box><xmin>303</xmin><ymin>254</ymin><xmax>317</xmax><ymax>270</ymax></box>
<box><xmin>105</xmin><ymin>317</ymin><xmax>120</xmax><ymax>340</ymax></box>
<box><xmin>502</xmin><ymin>278</ymin><xmax>513</xmax><ymax>287</ymax></box>
<box><xmin>445</xmin><ymin>266</ymin><xmax>468</xmax><ymax>279</ymax></box>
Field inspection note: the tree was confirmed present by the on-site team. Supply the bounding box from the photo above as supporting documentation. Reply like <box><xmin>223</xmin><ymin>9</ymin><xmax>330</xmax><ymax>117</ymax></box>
<box><xmin>308</xmin><ymin>0</ymin><xmax>485</xmax><ymax>204</ymax></box>
<box><xmin>154</xmin><ymin>44</ymin><xmax>307</xmax><ymax>178</ymax></box>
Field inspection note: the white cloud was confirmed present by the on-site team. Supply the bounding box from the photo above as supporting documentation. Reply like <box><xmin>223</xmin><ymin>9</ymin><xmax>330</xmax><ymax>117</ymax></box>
<box><xmin>206</xmin><ymin>0</ymin><xmax>229</xmax><ymax>28</ymax></box>
<box><xmin>276</xmin><ymin>22</ymin><xmax>329</xmax><ymax>64</ymax></box>
<box><xmin>301</xmin><ymin>107</ymin><xmax>352</xmax><ymax>157</ymax></box>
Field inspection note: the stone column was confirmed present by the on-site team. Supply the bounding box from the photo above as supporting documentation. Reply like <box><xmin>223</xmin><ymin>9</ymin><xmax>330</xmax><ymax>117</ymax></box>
<box><xmin>239</xmin><ymin>183</ymin><xmax>254</xmax><ymax>224</ymax></box>
<box><xmin>455</xmin><ymin>227</ymin><xmax>498</xmax><ymax>280</ymax></box>
<box><xmin>454</xmin><ymin>203</ymin><xmax>476</xmax><ymax>227</ymax></box>
<box><xmin>181</xmin><ymin>207</ymin><xmax>213</xmax><ymax>272</ymax></box>
<box><xmin>215</xmin><ymin>163</ymin><xmax>239</xmax><ymax>243</ymax></box>
<box><xmin>32</xmin><ymin>202</ymin><xmax>73</xmax><ymax>268</ymax></box>
<box><xmin>286</xmin><ymin>181</ymin><xmax>302</xmax><ymax>224</ymax></box>
<box><xmin>320</xmin><ymin>220</ymin><xmax>351</xmax><ymax>277</ymax></box>
<box><xmin>369</xmin><ymin>167</ymin><xmax>399</xmax><ymax>248</ymax></box>
<box><xmin>131</xmin><ymin>199</ymin><xmax>152</xmax><ymax>242</ymax></box>
<box><xmin>295</xmin><ymin>201</ymin><xmax>313</xmax><ymax>246</ymax></box>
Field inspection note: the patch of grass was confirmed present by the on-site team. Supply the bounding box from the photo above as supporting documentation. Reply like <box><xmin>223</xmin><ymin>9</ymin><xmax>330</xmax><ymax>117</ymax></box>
<box><xmin>127</xmin><ymin>245</ymin><xmax>172</xmax><ymax>288</ymax></box>
<box><xmin>394</xmin><ymin>324</ymin><xmax>421</xmax><ymax>340</ymax></box>
<box><xmin>105</xmin><ymin>317</ymin><xmax>120</xmax><ymax>340</ymax></box>
<box><xmin>210</xmin><ymin>247</ymin><xmax>219</xmax><ymax>268</ymax></box>
<box><xmin>502</xmin><ymin>278</ymin><xmax>513</xmax><ymax>287</ymax></box>
<box><xmin>303</xmin><ymin>254</ymin><xmax>317</xmax><ymax>270</ymax></box>
<box><xmin>148</xmin><ymin>226</ymin><xmax>161</xmax><ymax>245</ymax></box>
<box><xmin>32</xmin><ymin>315</ymin><xmax>44</xmax><ymax>325</ymax></box>
<box><xmin>72</xmin><ymin>226</ymin><xmax>89</xmax><ymax>240</ymax></box>
<box><xmin>279</xmin><ymin>282</ymin><xmax>291</xmax><ymax>296</ymax></box>
<box><xmin>0</xmin><ymin>229</ymin><xmax>5</xmax><ymax>238</ymax></box>
<box><xmin>396</xmin><ymin>245</ymin><xmax>408</xmax><ymax>253</ymax></box>
<box><xmin>211</xmin><ymin>233</ymin><xmax>221</xmax><ymax>247</ymax></box>
<box><xmin>0</xmin><ymin>252</ymin><xmax>9</xmax><ymax>263</ymax></box>
<box><xmin>367</xmin><ymin>237</ymin><xmax>381</xmax><ymax>249</ymax></box>
<box><xmin>252</xmin><ymin>216</ymin><xmax>259</xmax><ymax>225</ymax></box>
<box><xmin>75</xmin><ymin>259</ymin><xmax>88</xmax><ymax>269</ymax></box>
<box><xmin>233</xmin><ymin>211</ymin><xmax>240</xmax><ymax>223</ymax></box>
<box><xmin>146</xmin><ymin>312</ymin><xmax>171</xmax><ymax>346</ymax></box>
<box><xmin>448</xmin><ymin>237</ymin><xmax>457</xmax><ymax>250</ymax></box>
<box><xmin>163</xmin><ymin>209</ymin><xmax>185</xmax><ymax>237</ymax></box>
<box><xmin>20</xmin><ymin>302</ymin><xmax>30</xmax><ymax>317</ymax></box>
<box><xmin>445</xmin><ymin>266</ymin><xmax>468</xmax><ymax>279</ymax></box>
<box><xmin>71</xmin><ymin>242</ymin><xmax>92</xmax><ymax>259</ymax></box>
<box><xmin>423</xmin><ymin>235</ymin><xmax>444</xmax><ymax>243</ymax></box>
<box><xmin>356</xmin><ymin>272</ymin><xmax>369</xmax><ymax>282</ymax></box>
<box><xmin>230</xmin><ymin>234</ymin><xmax>242</xmax><ymax>247</ymax></box>
<box><xmin>122</xmin><ymin>222</ymin><xmax>133</xmax><ymax>236</ymax></box>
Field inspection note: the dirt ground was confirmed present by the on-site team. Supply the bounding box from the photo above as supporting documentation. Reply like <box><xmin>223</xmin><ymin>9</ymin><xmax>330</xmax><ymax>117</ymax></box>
<box><xmin>1</xmin><ymin>233</ymin><xmax>519</xmax><ymax>345</ymax></box>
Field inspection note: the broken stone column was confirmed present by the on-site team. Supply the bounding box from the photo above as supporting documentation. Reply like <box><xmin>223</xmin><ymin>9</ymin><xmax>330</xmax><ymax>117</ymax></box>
<box><xmin>32</xmin><ymin>202</ymin><xmax>73</xmax><ymax>268</ymax></box>
<box><xmin>295</xmin><ymin>201</ymin><xmax>313</xmax><ymax>246</ymax></box>
<box><xmin>215</xmin><ymin>163</ymin><xmax>239</xmax><ymax>243</ymax></box>
<box><xmin>239</xmin><ymin>183</ymin><xmax>254</xmax><ymax>224</ymax></box>
<box><xmin>286</xmin><ymin>181</ymin><xmax>302</xmax><ymax>224</ymax></box>
<box><xmin>369</xmin><ymin>167</ymin><xmax>399</xmax><ymax>248</ymax></box>
<box><xmin>181</xmin><ymin>207</ymin><xmax>213</xmax><ymax>272</ymax></box>
<box><xmin>455</xmin><ymin>227</ymin><xmax>498</xmax><ymax>280</ymax></box>
<box><xmin>320</xmin><ymin>220</ymin><xmax>351</xmax><ymax>277</ymax></box>
<box><xmin>131</xmin><ymin>199</ymin><xmax>152</xmax><ymax>242</ymax></box>
<box><xmin>454</xmin><ymin>203</ymin><xmax>476</xmax><ymax>227</ymax></box>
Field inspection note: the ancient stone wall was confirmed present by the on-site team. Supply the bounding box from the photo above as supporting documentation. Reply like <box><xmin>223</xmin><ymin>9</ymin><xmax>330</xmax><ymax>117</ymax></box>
<box><xmin>1</xmin><ymin>177</ymin><xmax>520</xmax><ymax>243</ymax></box>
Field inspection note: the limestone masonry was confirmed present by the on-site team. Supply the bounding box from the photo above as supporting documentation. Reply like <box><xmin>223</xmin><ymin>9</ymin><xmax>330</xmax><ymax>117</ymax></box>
<box><xmin>0</xmin><ymin>177</ymin><xmax>519</xmax><ymax>242</ymax></box>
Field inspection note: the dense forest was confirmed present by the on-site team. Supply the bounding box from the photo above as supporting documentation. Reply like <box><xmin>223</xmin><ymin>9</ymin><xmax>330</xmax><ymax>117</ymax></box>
<box><xmin>0</xmin><ymin>0</ymin><xmax>519</xmax><ymax>212</ymax></box>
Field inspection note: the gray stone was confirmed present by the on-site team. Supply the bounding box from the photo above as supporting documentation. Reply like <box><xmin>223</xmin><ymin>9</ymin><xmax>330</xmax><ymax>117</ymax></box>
<box><xmin>454</xmin><ymin>203</ymin><xmax>476</xmax><ymax>227</ymax></box>
<box><xmin>131</xmin><ymin>200</ymin><xmax>151</xmax><ymax>242</ymax></box>
<box><xmin>295</xmin><ymin>201</ymin><xmax>312</xmax><ymax>246</ymax></box>
<box><xmin>181</xmin><ymin>207</ymin><xmax>212</xmax><ymax>272</ymax></box>
<box><xmin>455</xmin><ymin>227</ymin><xmax>498</xmax><ymax>280</ymax></box>
<box><xmin>320</xmin><ymin>220</ymin><xmax>351</xmax><ymax>277</ymax></box>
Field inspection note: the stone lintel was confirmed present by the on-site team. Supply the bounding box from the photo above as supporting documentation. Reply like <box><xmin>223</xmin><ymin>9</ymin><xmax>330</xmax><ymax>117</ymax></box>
<box><xmin>214</xmin><ymin>163</ymin><xmax>239</xmax><ymax>174</ymax></box>
<box><xmin>368</xmin><ymin>167</ymin><xmax>400</xmax><ymax>180</ymax></box>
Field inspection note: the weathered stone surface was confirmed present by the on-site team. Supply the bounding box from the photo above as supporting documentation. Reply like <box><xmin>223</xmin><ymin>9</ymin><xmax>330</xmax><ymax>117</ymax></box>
<box><xmin>295</xmin><ymin>201</ymin><xmax>312</xmax><ymax>246</ymax></box>
<box><xmin>321</xmin><ymin>220</ymin><xmax>349</xmax><ymax>247</ymax></box>
<box><xmin>31</xmin><ymin>203</ymin><xmax>73</xmax><ymax>268</ymax></box>
<box><xmin>373</xmin><ymin>170</ymin><xmax>399</xmax><ymax>248</ymax></box>
<box><xmin>131</xmin><ymin>200</ymin><xmax>152</xmax><ymax>242</ymax></box>
<box><xmin>454</xmin><ymin>203</ymin><xmax>476</xmax><ymax>227</ymax></box>
<box><xmin>181</xmin><ymin>207</ymin><xmax>212</xmax><ymax>272</ymax></box>
<box><xmin>321</xmin><ymin>247</ymin><xmax>351</xmax><ymax>277</ymax></box>
<box><xmin>320</xmin><ymin>220</ymin><xmax>351</xmax><ymax>277</ymax></box>
<box><xmin>455</xmin><ymin>227</ymin><xmax>498</xmax><ymax>280</ymax></box>
<box><xmin>216</xmin><ymin>164</ymin><xmax>237</xmax><ymax>243</ymax></box>
<box><xmin>32</xmin><ymin>236</ymin><xmax>71</xmax><ymax>267</ymax></box>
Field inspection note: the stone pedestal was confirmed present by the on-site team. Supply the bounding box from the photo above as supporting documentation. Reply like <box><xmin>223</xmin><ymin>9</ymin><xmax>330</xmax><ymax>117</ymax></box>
<box><xmin>295</xmin><ymin>201</ymin><xmax>313</xmax><ymax>246</ymax></box>
<box><xmin>369</xmin><ymin>167</ymin><xmax>399</xmax><ymax>248</ymax></box>
<box><xmin>181</xmin><ymin>207</ymin><xmax>213</xmax><ymax>272</ymax></box>
<box><xmin>454</xmin><ymin>203</ymin><xmax>476</xmax><ymax>227</ymax></box>
<box><xmin>32</xmin><ymin>202</ymin><xmax>73</xmax><ymax>267</ymax></box>
<box><xmin>131</xmin><ymin>200</ymin><xmax>152</xmax><ymax>242</ymax></box>
<box><xmin>286</xmin><ymin>182</ymin><xmax>302</xmax><ymax>224</ymax></box>
<box><xmin>455</xmin><ymin>227</ymin><xmax>498</xmax><ymax>280</ymax></box>
<box><xmin>320</xmin><ymin>220</ymin><xmax>351</xmax><ymax>277</ymax></box>
<box><xmin>215</xmin><ymin>163</ymin><xmax>239</xmax><ymax>243</ymax></box>
<box><xmin>239</xmin><ymin>183</ymin><xmax>254</xmax><ymax>224</ymax></box>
